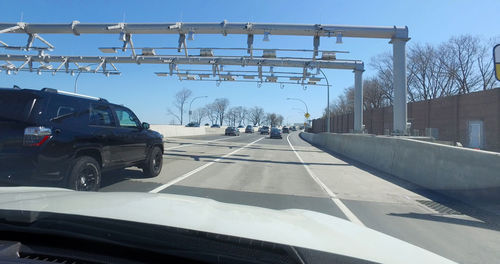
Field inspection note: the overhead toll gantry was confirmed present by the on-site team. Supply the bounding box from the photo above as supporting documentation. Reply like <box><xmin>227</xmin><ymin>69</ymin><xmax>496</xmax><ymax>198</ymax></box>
<box><xmin>0</xmin><ymin>21</ymin><xmax>409</xmax><ymax>133</ymax></box>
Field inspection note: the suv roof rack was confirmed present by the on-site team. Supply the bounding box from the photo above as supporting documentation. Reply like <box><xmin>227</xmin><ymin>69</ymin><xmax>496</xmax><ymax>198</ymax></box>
<box><xmin>41</xmin><ymin>88</ymin><xmax>108</xmax><ymax>102</ymax></box>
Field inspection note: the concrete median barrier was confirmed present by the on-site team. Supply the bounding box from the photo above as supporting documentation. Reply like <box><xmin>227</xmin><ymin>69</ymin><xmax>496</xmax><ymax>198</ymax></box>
<box><xmin>300</xmin><ymin>132</ymin><xmax>500</xmax><ymax>205</ymax></box>
<box><xmin>150</xmin><ymin>125</ymin><xmax>226</xmax><ymax>138</ymax></box>
<box><xmin>149</xmin><ymin>125</ymin><xmax>261</xmax><ymax>138</ymax></box>
<box><xmin>206</xmin><ymin>127</ymin><xmax>229</xmax><ymax>135</ymax></box>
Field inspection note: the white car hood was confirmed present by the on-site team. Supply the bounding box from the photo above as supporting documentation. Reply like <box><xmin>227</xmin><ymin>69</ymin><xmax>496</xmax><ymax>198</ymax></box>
<box><xmin>0</xmin><ymin>187</ymin><xmax>455</xmax><ymax>264</ymax></box>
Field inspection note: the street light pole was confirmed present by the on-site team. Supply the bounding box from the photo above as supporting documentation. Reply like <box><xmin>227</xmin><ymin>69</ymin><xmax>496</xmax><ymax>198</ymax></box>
<box><xmin>286</xmin><ymin>97</ymin><xmax>309</xmax><ymax>126</ymax></box>
<box><xmin>73</xmin><ymin>63</ymin><xmax>100</xmax><ymax>93</ymax></box>
<box><xmin>188</xmin><ymin>96</ymin><xmax>208</xmax><ymax>124</ymax></box>
<box><xmin>319</xmin><ymin>69</ymin><xmax>331</xmax><ymax>133</ymax></box>
<box><xmin>286</xmin><ymin>97</ymin><xmax>308</xmax><ymax>114</ymax></box>
<box><xmin>74</xmin><ymin>71</ymin><xmax>82</xmax><ymax>93</ymax></box>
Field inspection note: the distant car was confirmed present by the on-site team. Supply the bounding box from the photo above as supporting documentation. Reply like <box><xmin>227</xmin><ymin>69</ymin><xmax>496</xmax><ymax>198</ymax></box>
<box><xmin>270</xmin><ymin>127</ymin><xmax>282</xmax><ymax>139</ymax></box>
<box><xmin>260</xmin><ymin>126</ymin><xmax>270</xmax><ymax>135</ymax></box>
<box><xmin>204</xmin><ymin>123</ymin><xmax>210</xmax><ymax>126</ymax></box>
<box><xmin>210</xmin><ymin>124</ymin><xmax>220</xmax><ymax>128</ymax></box>
<box><xmin>245</xmin><ymin>125</ymin><xmax>254</xmax><ymax>133</ymax></box>
<box><xmin>282</xmin><ymin>127</ymin><xmax>289</xmax><ymax>133</ymax></box>
<box><xmin>237</xmin><ymin>125</ymin><xmax>244</xmax><ymax>128</ymax></box>
<box><xmin>225</xmin><ymin>126</ymin><xmax>240</xmax><ymax>136</ymax></box>
<box><xmin>290</xmin><ymin>126</ymin><xmax>297</xmax><ymax>131</ymax></box>
<box><xmin>185</xmin><ymin>122</ymin><xmax>200</xmax><ymax>127</ymax></box>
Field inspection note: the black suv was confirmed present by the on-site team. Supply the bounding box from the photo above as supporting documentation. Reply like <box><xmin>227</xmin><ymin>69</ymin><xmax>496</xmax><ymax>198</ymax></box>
<box><xmin>0</xmin><ymin>87</ymin><xmax>164</xmax><ymax>191</ymax></box>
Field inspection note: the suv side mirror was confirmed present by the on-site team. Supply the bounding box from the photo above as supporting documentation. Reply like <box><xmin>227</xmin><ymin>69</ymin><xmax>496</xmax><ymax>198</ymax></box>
<box><xmin>142</xmin><ymin>122</ymin><xmax>150</xmax><ymax>130</ymax></box>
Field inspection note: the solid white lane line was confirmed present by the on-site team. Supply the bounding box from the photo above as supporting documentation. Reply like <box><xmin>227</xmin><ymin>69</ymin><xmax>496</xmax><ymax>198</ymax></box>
<box><xmin>164</xmin><ymin>136</ymin><xmax>234</xmax><ymax>150</ymax></box>
<box><xmin>150</xmin><ymin>136</ymin><xmax>265</xmax><ymax>193</ymax></box>
<box><xmin>286</xmin><ymin>134</ymin><xmax>365</xmax><ymax>226</ymax></box>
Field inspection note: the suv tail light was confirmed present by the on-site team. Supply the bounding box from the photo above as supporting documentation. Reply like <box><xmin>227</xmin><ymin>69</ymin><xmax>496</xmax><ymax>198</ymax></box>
<box><xmin>23</xmin><ymin>126</ymin><xmax>52</xmax><ymax>146</ymax></box>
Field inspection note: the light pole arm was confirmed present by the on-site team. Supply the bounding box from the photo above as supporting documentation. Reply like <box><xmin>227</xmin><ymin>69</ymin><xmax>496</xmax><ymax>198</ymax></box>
<box><xmin>188</xmin><ymin>96</ymin><xmax>208</xmax><ymax>123</ymax></box>
<box><xmin>298</xmin><ymin>99</ymin><xmax>308</xmax><ymax>114</ymax></box>
<box><xmin>73</xmin><ymin>62</ymin><xmax>99</xmax><ymax>93</ymax></box>
<box><xmin>74</xmin><ymin>71</ymin><xmax>82</xmax><ymax>93</ymax></box>
<box><xmin>319</xmin><ymin>69</ymin><xmax>331</xmax><ymax>133</ymax></box>
<box><xmin>319</xmin><ymin>69</ymin><xmax>330</xmax><ymax>92</ymax></box>
<box><xmin>287</xmin><ymin>97</ymin><xmax>308</xmax><ymax>114</ymax></box>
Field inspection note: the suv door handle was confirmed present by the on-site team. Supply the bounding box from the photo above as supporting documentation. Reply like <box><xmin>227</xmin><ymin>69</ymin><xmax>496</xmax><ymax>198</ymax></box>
<box><xmin>54</xmin><ymin>128</ymin><xmax>62</xmax><ymax>134</ymax></box>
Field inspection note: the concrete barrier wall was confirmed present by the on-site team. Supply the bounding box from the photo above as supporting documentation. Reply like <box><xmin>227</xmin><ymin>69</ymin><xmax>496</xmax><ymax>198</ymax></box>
<box><xmin>150</xmin><ymin>125</ymin><xmax>226</xmax><ymax>138</ymax></box>
<box><xmin>300</xmin><ymin>132</ymin><xmax>500</xmax><ymax>203</ymax></box>
<box><xmin>149</xmin><ymin>125</ymin><xmax>257</xmax><ymax>138</ymax></box>
<box><xmin>205</xmin><ymin>127</ymin><xmax>228</xmax><ymax>135</ymax></box>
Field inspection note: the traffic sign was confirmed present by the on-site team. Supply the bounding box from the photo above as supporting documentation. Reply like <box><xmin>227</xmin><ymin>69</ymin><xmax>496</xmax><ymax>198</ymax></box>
<box><xmin>495</xmin><ymin>44</ymin><xmax>500</xmax><ymax>81</ymax></box>
<box><xmin>304</xmin><ymin>112</ymin><xmax>310</xmax><ymax>119</ymax></box>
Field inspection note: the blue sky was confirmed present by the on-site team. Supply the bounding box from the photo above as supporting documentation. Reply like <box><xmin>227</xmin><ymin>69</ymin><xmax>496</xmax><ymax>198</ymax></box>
<box><xmin>0</xmin><ymin>0</ymin><xmax>499</xmax><ymax>124</ymax></box>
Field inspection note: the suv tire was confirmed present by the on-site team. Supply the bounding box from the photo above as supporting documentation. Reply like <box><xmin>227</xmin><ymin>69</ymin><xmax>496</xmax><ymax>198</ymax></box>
<box><xmin>143</xmin><ymin>146</ymin><xmax>163</xmax><ymax>178</ymax></box>
<box><xmin>68</xmin><ymin>156</ymin><xmax>101</xmax><ymax>191</ymax></box>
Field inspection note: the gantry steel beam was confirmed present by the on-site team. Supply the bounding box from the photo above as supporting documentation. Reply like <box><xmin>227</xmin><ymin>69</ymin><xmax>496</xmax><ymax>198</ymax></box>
<box><xmin>0</xmin><ymin>54</ymin><xmax>364</xmax><ymax>70</ymax></box>
<box><xmin>0</xmin><ymin>21</ymin><xmax>408</xmax><ymax>39</ymax></box>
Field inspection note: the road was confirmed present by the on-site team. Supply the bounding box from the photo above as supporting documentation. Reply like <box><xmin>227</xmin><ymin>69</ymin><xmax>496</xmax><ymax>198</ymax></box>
<box><xmin>101</xmin><ymin>131</ymin><xmax>500</xmax><ymax>264</ymax></box>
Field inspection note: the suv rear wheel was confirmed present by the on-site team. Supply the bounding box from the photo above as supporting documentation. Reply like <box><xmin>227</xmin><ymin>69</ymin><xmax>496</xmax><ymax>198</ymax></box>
<box><xmin>68</xmin><ymin>156</ymin><xmax>101</xmax><ymax>191</ymax></box>
<box><xmin>143</xmin><ymin>146</ymin><xmax>163</xmax><ymax>178</ymax></box>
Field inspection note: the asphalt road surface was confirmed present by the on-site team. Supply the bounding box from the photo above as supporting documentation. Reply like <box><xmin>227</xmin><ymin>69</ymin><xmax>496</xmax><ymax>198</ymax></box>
<box><xmin>101</xmin><ymin>131</ymin><xmax>500</xmax><ymax>264</ymax></box>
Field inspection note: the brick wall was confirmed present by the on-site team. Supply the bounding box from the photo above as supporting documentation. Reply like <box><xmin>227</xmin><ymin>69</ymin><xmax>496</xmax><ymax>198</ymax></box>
<box><xmin>312</xmin><ymin>88</ymin><xmax>500</xmax><ymax>152</ymax></box>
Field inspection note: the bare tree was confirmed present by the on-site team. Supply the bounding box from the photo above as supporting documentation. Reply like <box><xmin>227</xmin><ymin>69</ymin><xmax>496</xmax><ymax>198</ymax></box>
<box><xmin>266</xmin><ymin>113</ymin><xmax>277</xmax><ymax>127</ymax></box>
<box><xmin>248</xmin><ymin>106</ymin><xmax>265</xmax><ymax>125</ymax></box>
<box><xmin>204</xmin><ymin>103</ymin><xmax>218</xmax><ymax>125</ymax></box>
<box><xmin>442</xmin><ymin>35</ymin><xmax>481</xmax><ymax>94</ymax></box>
<box><xmin>324</xmin><ymin>93</ymin><xmax>351</xmax><ymax>117</ymax></box>
<box><xmin>276</xmin><ymin>115</ymin><xmax>284</xmax><ymax>126</ymax></box>
<box><xmin>265</xmin><ymin>113</ymin><xmax>284</xmax><ymax>127</ymax></box>
<box><xmin>224</xmin><ymin>106</ymin><xmax>247</xmax><ymax>127</ymax></box>
<box><xmin>431</xmin><ymin>45</ymin><xmax>459</xmax><ymax>97</ymax></box>
<box><xmin>363</xmin><ymin>77</ymin><xmax>387</xmax><ymax>109</ymax></box>
<box><xmin>226</xmin><ymin>107</ymin><xmax>238</xmax><ymax>126</ymax></box>
<box><xmin>370</xmin><ymin>52</ymin><xmax>394</xmax><ymax>104</ymax></box>
<box><xmin>334</xmin><ymin>87</ymin><xmax>355</xmax><ymax>114</ymax></box>
<box><xmin>262</xmin><ymin>114</ymin><xmax>270</xmax><ymax>126</ymax></box>
<box><xmin>235</xmin><ymin>106</ymin><xmax>247</xmax><ymax>126</ymax></box>
<box><xmin>407</xmin><ymin>43</ymin><xmax>436</xmax><ymax>101</ymax></box>
<box><xmin>336</xmin><ymin>34</ymin><xmax>499</xmax><ymax>115</ymax></box>
<box><xmin>191</xmin><ymin>107</ymin><xmax>207</xmax><ymax>125</ymax></box>
<box><xmin>324</xmin><ymin>77</ymin><xmax>389</xmax><ymax>117</ymax></box>
<box><xmin>213</xmin><ymin>98</ymin><xmax>230</xmax><ymax>126</ymax></box>
<box><xmin>406</xmin><ymin>43</ymin><xmax>458</xmax><ymax>101</ymax></box>
<box><xmin>166</xmin><ymin>109</ymin><xmax>180</xmax><ymax>125</ymax></box>
<box><xmin>477</xmin><ymin>38</ymin><xmax>497</xmax><ymax>90</ymax></box>
<box><xmin>167</xmin><ymin>88</ymin><xmax>192</xmax><ymax>125</ymax></box>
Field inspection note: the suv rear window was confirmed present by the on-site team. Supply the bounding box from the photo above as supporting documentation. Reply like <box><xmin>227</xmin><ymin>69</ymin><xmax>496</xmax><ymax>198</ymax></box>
<box><xmin>46</xmin><ymin>95</ymin><xmax>86</xmax><ymax>125</ymax></box>
<box><xmin>90</xmin><ymin>104</ymin><xmax>116</xmax><ymax>127</ymax></box>
<box><xmin>0</xmin><ymin>90</ymin><xmax>40</xmax><ymax>122</ymax></box>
